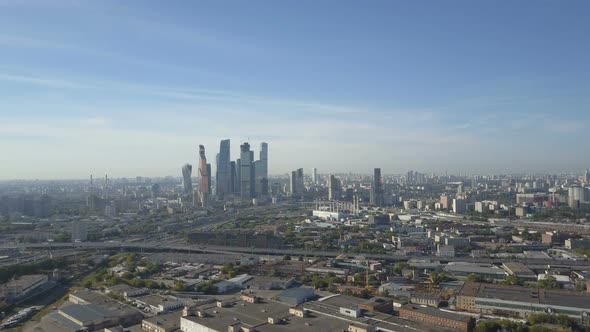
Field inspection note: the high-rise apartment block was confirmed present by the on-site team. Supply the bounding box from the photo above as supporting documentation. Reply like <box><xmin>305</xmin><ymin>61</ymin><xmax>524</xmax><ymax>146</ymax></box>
<box><xmin>370</xmin><ymin>168</ymin><xmax>384</xmax><ymax>206</ymax></box>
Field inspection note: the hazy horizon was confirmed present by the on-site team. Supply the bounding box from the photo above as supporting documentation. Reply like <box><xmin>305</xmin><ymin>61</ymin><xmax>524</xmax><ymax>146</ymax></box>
<box><xmin>1</xmin><ymin>1</ymin><xmax>589</xmax><ymax>180</ymax></box>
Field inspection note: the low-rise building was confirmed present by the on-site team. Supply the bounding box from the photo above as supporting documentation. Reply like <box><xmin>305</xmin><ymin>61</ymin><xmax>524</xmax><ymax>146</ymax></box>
<box><xmin>398</xmin><ymin>304</ymin><xmax>475</xmax><ymax>332</ymax></box>
<box><xmin>410</xmin><ymin>293</ymin><xmax>443</xmax><ymax>307</ymax></box>
<box><xmin>142</xmin><ymin>311</ymin><xmax>181</xmax><ymax>332</ymax></box>
<box><xmin>105</xmin><ymin>284</ymin><xmax>149</xmax><ymax>299</ymax></box>
<box><xmin>501</xmin><ymin>262</ymin><xmax>537</xmax><ymax>282</ymax></box>
<box><xmin>358</xmin><ymin>297</ymin><xmax>393</xmax><ymax>313</ymax></box>
<box><xmin>136</xmin><ymin>295</ymin><xmax>184</xmax><ymax>314</ymax></box>
<box><xmin>456</xmin><ymin>282</ymin><xmax>590</xmax><ymax>319</ymax></box>
<box><xmin>0</xmin><ymin>274</ymin><xmax>48</xmax><ymax>303</ymax></box>
<box><xmin>277</xmin><ymin>287</ymin><xmax>315</xmax><ymax>306</ymax></box>
<box><xmin>444</xmin><ymin>262</ymin><xmax>506</xmax><ymax>281</ymax></box>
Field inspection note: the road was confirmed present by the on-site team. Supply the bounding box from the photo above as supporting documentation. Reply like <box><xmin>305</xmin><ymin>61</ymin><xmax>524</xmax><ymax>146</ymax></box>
<box><xmin>15</xmin><ymin>241</ymin><xmax>590</xmax><ymax>268</ymax></box>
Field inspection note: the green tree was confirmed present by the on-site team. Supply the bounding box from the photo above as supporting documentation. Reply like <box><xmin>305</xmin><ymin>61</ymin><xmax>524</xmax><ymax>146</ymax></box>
<box><xmin>538</xmin><ymin>275</ymin><xmax>562</xmax><ymax>289</ymax></box>
<box><xmin>466</xmin><ymin>274</ymin><xmax>483</xmax><ymax>282</ymax></box>
<box><xmin>393</xmin><ymin>263</ymin><xmax>410</xmax><ymax>274</ymax></box>
<box><xmin>500</xmin><ymin>275</ymin><xmax>522</xmax><ymax>286</ymax></box>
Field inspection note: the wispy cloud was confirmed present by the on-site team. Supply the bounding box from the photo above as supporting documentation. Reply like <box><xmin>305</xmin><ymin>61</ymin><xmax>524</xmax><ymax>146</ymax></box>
<box><xmin>0</xmin><ymin>72</ymin><xmax>370</xmax><ymax>115</ymax></box>
<box><xmin>0</xmin><ymin>73</ymin><xmax>86</xmax><ymax>89</ymax></box>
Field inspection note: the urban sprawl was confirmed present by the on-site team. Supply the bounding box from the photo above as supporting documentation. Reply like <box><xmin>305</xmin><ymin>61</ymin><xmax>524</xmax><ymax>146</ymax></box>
<box><xmin>1</xmin><ymin>139</ymin><xmax>590</xmax><ymax>332</ymax></box>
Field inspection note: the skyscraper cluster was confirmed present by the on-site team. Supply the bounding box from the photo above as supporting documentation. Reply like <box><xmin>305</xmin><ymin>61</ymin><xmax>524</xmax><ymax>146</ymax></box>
<box><xmin>236</xmin><ymin>141</ymin><xmax>268</xmax><ymax>200</ymax></box>
<box><xmin>406</xmin><ymin>170</ymin><xmax>426</xmax><ymax>185</ymax></box>
<box><xmin>182</xmin><ymin>140</ymin><xmax>268</xmax><ymax>205</ymax></box>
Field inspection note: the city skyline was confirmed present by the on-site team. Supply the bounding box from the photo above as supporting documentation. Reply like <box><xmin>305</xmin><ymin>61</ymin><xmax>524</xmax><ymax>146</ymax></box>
<box><xmin>1</xmin><ymin>1</ymin><xmax>590</xmax><ymax>179</ymax></box>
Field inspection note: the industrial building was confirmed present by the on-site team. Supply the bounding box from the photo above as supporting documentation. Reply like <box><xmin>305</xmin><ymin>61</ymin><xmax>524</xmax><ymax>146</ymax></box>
<box><xmin>0</xmin><ymin>274</ymin><xmax>48</xmax><ymax>303</ymax></box>
<box><xmin>456</xmin><ymin>282</ymin><xmax>590</xmax><ymax>319</ymax></box>
<box><xmin>180</xmin><ymin>297</ymin><xmax>348</xmax><ymax>332</ymax></box>
<box><xmin>398</xmin><ymin>304</ymin><xmax>475</xmax><ymax>332</ymax></box>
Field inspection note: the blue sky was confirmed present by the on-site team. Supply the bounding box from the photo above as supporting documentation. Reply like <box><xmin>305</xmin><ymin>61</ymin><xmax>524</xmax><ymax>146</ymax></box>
<box><xmin>0</xmin><ymin>0</ymin><xmax>589</xmax><ymax>179</ymax></box>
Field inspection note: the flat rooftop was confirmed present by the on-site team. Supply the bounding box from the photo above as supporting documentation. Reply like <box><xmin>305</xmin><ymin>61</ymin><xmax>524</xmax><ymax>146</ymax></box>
<box><xmin>400</xmin><ymin>304</ymin><xmax>473</xmax><ymax>323</ymax></box>
<box><xmin>502</xmin><ymin>262</ymin><xmax>536</xmax><ymax>277</ymax></box>
<box><xmin>136</xmin><ymin>294</ymin><xmax>183</xmax><ymax>308</ymax></box>
<box><xmin>183</xmin><ymin>298</ymin><xmax>349</xmax><ymax>332</ymax></box>
<box><xmin>459</xmin><ymin>282</ymin><xmax>590</xmax><ymax>309</ymax></box>
<box><xmin>143</xmin><ymin>311</ymin><xmax>181</xmax><ymax>330</ymax></box>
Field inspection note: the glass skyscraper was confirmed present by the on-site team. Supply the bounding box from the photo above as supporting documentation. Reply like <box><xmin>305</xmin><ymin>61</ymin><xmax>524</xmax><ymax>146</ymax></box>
<box><xmin>216</xmin><ymin>139</ymin><xmax>231</xmax><ymax>199</ymax></box>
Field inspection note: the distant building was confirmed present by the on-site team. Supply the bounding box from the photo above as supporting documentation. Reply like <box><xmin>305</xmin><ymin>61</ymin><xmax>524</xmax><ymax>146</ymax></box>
<box><xmin>568</xmin><ymin>186</ymin><xmax>588</xmax><ymax>209</ymax></box>
<box><xmin>312</xmin><ymin>167</ymin><xmax>318</xmax><ymax>184</ymax></box>
<box><xmin>437</xmin><ymin>244</ymin><xmax>455</xmax><ymax>258</ymax></box>
<box><xmin>565</xmin><ymin>238</ymin><xmax>590</xmax><ymax>250</ymax></box>
<box><xmin>289</xmin><ymin>168</ymin><xmax>304</xmax><ymax>196</ymax></box>
<box><xmin>181</xmin><ymin>164</ymin><xmax>193</xmax><ymax>197</ymax></box>
<box><xmin>328</xmin><ymin>175</ymin><xmax>341</xmax><ymax>201</ymax></box>
<box><xmin>440</xmin><ymin>195</ymin><xmax>452</xmax><ymax>210</ymax></box>
<box><xmin>474</xmin><ymin>201</ymin><xmax>488</xmax><ymax>213</ymax></box>
<box><xmin>370</xmin><ymin>168</ymin><xmax>384</xmax><ymax>207</ymax></box>
<box><xmin>253</xmin><ymin>142</ymin><xmax>269</xmax><ymax>196</ymax></box>
<box><xmin>198</xmin><ymin>145</ymin><xmax>210</xmax><ymax>206</ymax></box>
<box><xmin>239</xmin><ymin>142</ymin><xmax>255</xmax><ymax>200</ymax></box>
<box><xmin>515</xmin><ymin>206</ymin><xmax>528</xmax><ymax>217</ymax></box>
<box><xmin>216</xmin><ymin>139</ymin><xmax>231</xmax><ymax>200</ymax></box>
<box><xmin>72</xmin><ymin>220</ymin><xmax>87</xmax><ymax>242</ymax></box>
<box><xmin>452</xmin><ymin>198</ymin><xmax>467</xmax><ymax>214</ymax></box>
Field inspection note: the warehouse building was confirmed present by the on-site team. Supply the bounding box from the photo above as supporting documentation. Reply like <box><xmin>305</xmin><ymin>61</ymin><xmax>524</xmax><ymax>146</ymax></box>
<box><xmin>399</xmin><ymin>304</ymin><xmax>475</xmax><ymax>332</ymax></box>
<box><xmin>456</xmin><ymin>282</ymin><xmax>590</xmax><ymax>319</ymax></box>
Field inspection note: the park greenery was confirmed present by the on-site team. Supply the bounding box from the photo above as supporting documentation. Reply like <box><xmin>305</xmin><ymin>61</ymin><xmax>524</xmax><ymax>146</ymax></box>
<box><xmin>476</xmin><ymin>313</ymin><xmax>590</xmax><ymax>332</ymax></box>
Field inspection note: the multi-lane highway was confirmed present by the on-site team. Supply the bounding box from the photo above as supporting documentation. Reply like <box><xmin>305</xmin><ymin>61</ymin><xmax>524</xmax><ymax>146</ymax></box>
<box><xmin>14</xmin><ymin>241</ymin><xmax>590</xmax><ymax>268</ymax></box>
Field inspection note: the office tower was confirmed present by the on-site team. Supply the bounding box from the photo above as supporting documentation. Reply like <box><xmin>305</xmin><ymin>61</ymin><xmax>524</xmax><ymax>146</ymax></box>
<box><xmin>328</xmin><ymin>174</ymin><xmax>341</xmax><ymax>201</ymax></box>
<box><xmin>370</xmin><ymin>168</ymin><xmax>384</xmax><ymax>206</ymax></box>
<box><xmin>230</xmin><ymin>161</ymin><xmax>236</xmax><ymax>193</ymax></box>
<box><xmin>255</xmin><ymin>142</ymin><xmax>268</xmax><ymax>196</ymax></box>
<box><xmin>289</xmin><ymin>168</ymin><xmax>304</xmax><ymax>195</ymax></box>
<box><xmin>568</xmin><ymin>186</ymin><xmax>588</xmax><ymax>209</ymax></box>
<box><xmin>72</xmin><ymin>220</ymin><xmax>87</xmax><ymax>242</ymax></box>
<box><xmin>235</xmin><ymin>159</ymin><xmax>241</xmax><ymax>194</ymax></box>
<box><xmin>296</xmin><ymin>168</ymin><xmax>304</xmax><ymax>193</ymax></box>
<box><xmin>407</xmin><ymin>170</ymin><xmax>414</xmax><ymax>184</ymax></box>
<box><xmin>181</xmin><ymin>164</ymin><xmax>193</xmax><ymax>196</ymax></box>
<box><xmin>290</xmin><ymin>171</ymin><xmax>297</xmax><ymax>195</ymax></box>
<box><xmin>151</xmin><ymin>183</ymin><xmax>161</xmax><ymax>198</ymax></box>
<box><xmin>452</xmin><ymin>198</ymin><xmax>467</xmax><ymax>214</ymax></box>
<box><xmin>207</xmin><ymin>163</ymin><xmax>212</xmax><ymax>194</ymax></box>
<box><xmin>312</xmin><ymin>168</ymin><xmax>318</xmax><ymax>184</ymax></box>
<box><xmin>240</xmin><ymin>142</ymin><xmax>254</xmax><ymax>200</ymax></box>
<box><xmin>216</xmin><ymin>139</ymin><xmax>231</xmax><ymax>199</ymax></box>
<box><xmin>198</xmin><ymin>145</ymin><xmax>210</xmax><ymax>206</ymax></box>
